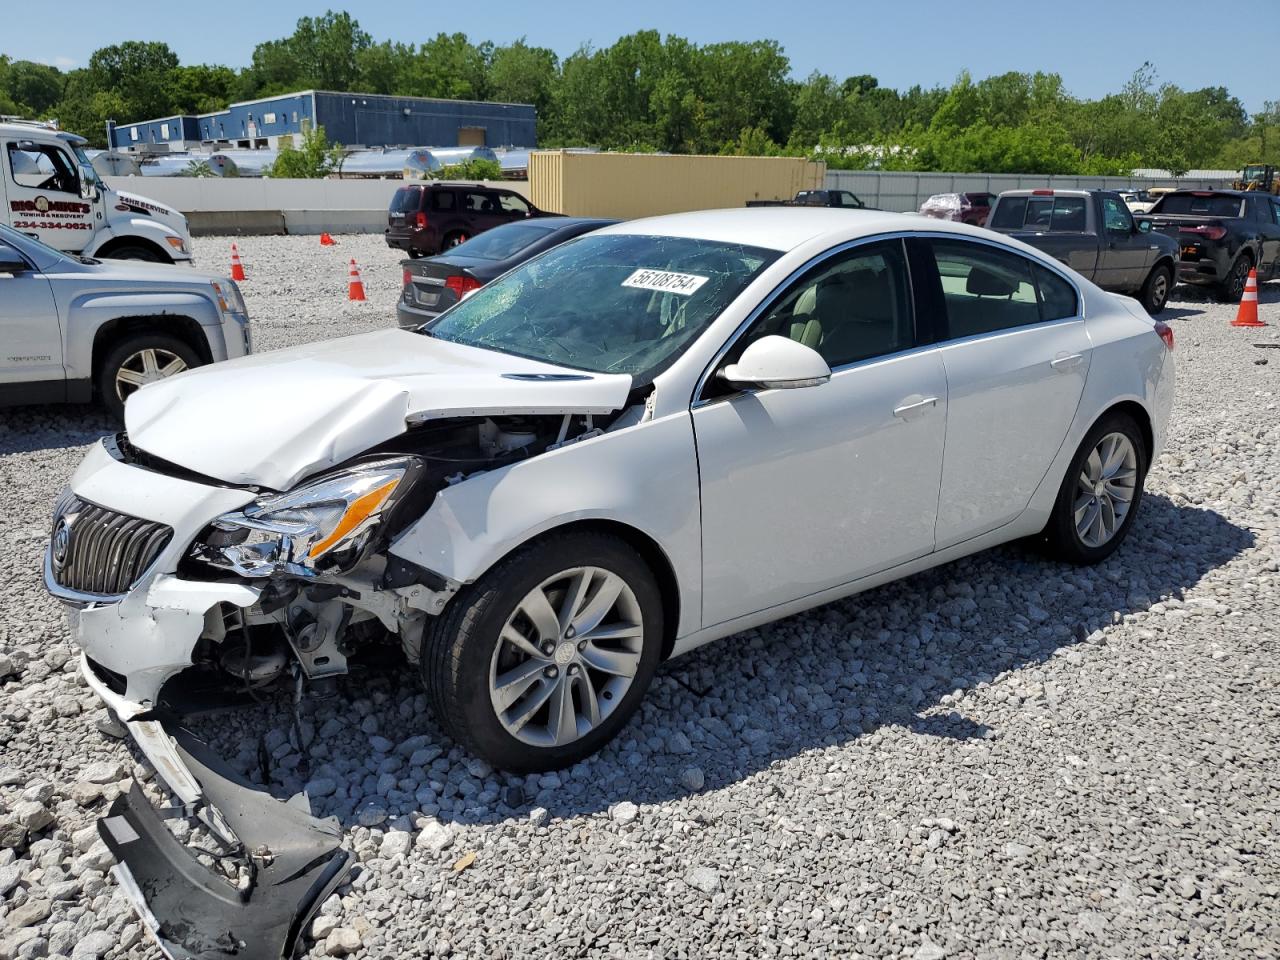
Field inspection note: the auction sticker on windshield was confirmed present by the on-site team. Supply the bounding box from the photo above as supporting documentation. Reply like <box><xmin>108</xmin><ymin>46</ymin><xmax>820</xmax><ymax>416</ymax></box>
<box><xmin>622</xmin><ymin>269</ymin><xmax>709</xmax><ymax>295</ymax></box>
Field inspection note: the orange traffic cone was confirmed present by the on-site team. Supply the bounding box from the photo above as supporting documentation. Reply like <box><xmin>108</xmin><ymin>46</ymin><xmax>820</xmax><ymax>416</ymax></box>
<box><xmin>347</xmin><ymin>259</ymin><xmax>366</xmax><ymax>302</ymax></box>
<box><xmin>320</xmin><ymin>232</ymin><xmax>336</xmax><ymax>246</ymax></box>
<box><xmin>1232</xmin><ymin>268</ymin><xmax>1267</xmax><ymax>327</ymax></box>
<box><xmin>229</xmin><ymin>243</ymin><xmax>246</xmax><ymax>281</ymax></box>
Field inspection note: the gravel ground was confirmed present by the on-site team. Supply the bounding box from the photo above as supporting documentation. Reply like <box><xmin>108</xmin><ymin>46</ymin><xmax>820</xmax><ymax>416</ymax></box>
<box><xmin>1</xmin><ymin>234</ymin><xmax>1278</xmax><ymax>960</ymax></box>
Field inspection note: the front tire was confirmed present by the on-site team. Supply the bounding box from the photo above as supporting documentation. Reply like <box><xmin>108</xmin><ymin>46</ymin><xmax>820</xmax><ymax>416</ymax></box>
<box><xmin>97</xmin><ymin>333</ymin><xmax>202</xmax><ymax>420</ymax></box>
<box><xmin>422</xmin><ymin>532</ymin><xmax>664</xmax><ymax>773</ymax></box>
<box><xmin>101</xmin><ymin>244</ymin><xmax>168</xmax><ymax>263</ymax></box>
<box><xmin>1139</xmin><ymin>263</ymin><xmax>1172</xmax><ymax>314</ymax></box>
<box><xmin>1042</xmin><ymin>412</ymin><xmax>1147</xmax><ymax>564</ymax></box>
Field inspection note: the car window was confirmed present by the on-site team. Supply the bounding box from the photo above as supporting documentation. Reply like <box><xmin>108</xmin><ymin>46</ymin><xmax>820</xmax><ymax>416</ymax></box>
<box><xmin>1049</xmin><ymin>197</ymin><xmax>1087</xmax><ymax>231</ymax></box>
<box><xmin>1034</xmin><ymin>264</ymin><xmax>1079</xmax><ymax>321</ymax></box>
<box><xmin>1101</xmin><ymin>196</ymin><xmax>1133</xmax><ymax>233</ymax></box>
<box><xmin>989</xmin><ymin>196</ymin><xmax>1028</xmax><ymax>230</ymax></box>
<box><xmin>464</xmin><ymin>192</ymin><xmax>499</xmax><ymax>213</ymax></box>
<box><xmin>1272</xmin><ymin>199</ymin><xmax>1280</xmax><ymax>225</ymax></box>
<box><xmin>6</xmin><ymin>141</ymin><xmax>79</xmax><ymax>194</ymax></box>
<box><xmin>431</xmin><ymin>190</ymin><xmax>456</xmax><ymax>212</ymax></box>
<box><xmin>736</xmin><ymin>239</ymin><xmax>914</xmax><ymax>369</ymax></box>
<box><xmin>389</xmin><ymin>186</ymin><xmax>422</xmax><ymax>213</ymax></box>
<box><xmin>448</xmin><ymin>222</ymin><xmax>557</xmax><ymax>260</ymax></box>
<box><xmin>425</xmin><ymin>234</ymin><xmax>779</xmax><ymax>384</ymax></box>
<box><xmin>498</xmin><ymin>193</ymin><xmax>530</xmax><ymax>215</ymax></box>
<box><xmin>930</xmin><ymin>239</ymin><xmax>1042</xmax><ymax>338</ymax></box>
<box><xmin>1154</xmin><ymin>194</ymin><xmax>1244</xmax><ymax>217</ymax></box>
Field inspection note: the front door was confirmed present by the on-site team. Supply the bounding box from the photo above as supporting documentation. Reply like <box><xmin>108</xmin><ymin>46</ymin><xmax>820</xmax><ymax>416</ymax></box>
<box><xmin>923</xmin><ymin>237</ymin><xmax>1091</xmax><ymax>548</ymax></box>
<box><xmin>4</xmin><ymin>140</ymin><xmax>94</xmax><ymax>253</ymax></box>
<box><xmin>693</xmin><ymin>239</ymin><xmax>948</xmax><ymax>627</ymax></box>
<box><xmin>1096</xmin><ymin>193</ymin><xmax>1150</xmax><ymax>292</ymax></box>
<box><xmin>0</xmin><ymin>237</ymin><xmax>65</xmax><ymax>399</ymax></box>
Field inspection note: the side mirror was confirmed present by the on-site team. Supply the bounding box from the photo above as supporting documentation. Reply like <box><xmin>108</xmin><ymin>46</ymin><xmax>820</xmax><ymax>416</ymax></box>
<box><xmin>1134</xmin><ymin>218</ymin><xmax>1152</xmax><ymax>233</ymax></box>
<box><xmin>719</xmin><ymin>335</ymin><xmax>831</xmax><ymax>390</ymax></box>
<box><xmin>0</xmin><ymin>245</ymin><xmax>29</xmax><ymax>274</ymax></box>
<box><xmin>80</xmin><ymin>166</ymin><xmax>99</xmax><ymax>200</ymax></box>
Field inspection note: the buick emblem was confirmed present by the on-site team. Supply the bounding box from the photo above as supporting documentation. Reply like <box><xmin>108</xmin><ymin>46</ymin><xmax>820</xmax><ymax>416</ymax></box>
<box><xmin>51</xmin><ymin>518</ymin><xmax>71</xmax><ymax>573</ymax></box>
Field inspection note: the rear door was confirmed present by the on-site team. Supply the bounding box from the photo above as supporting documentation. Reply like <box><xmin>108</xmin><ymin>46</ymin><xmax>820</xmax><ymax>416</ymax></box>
<box><xmin>1095</xmin><ymin>193</ymin><xmax>1150</xmax><ymax>292</ymax></box>
<box><xmin>462</xmin><ymin>190</ymin><xmax>507</xmax><ymax>239</ymax></box>
<box><xmin>0</xmin><ymin>236</ymin><xmax>65</xmax><ymax>400</ymax></box>
<box><xmin>921</xmin><ymin>237</ymin><xmax>1091</xmax><ymax>549</ymax></box>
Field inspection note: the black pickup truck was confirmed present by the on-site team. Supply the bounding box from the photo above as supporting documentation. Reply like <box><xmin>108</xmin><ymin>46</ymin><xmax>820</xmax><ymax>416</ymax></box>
<box><xmin>986</xmin><ymin>189</ymin><xmax>1180</xmax><ymax>313</ymax></box>
<box><xmin>1140</xmin><ymin>190</ymin><xmax>1280</xmax><ymax>302</ymax></box>
<box><xmin>747</xmin><ymin>189</ymin><xmax>869</xmax><ymax>209</ymax></box>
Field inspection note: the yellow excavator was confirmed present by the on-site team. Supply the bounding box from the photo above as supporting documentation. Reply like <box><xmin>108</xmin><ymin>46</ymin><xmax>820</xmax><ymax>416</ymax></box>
<box><xmin>1232</xmin><ymin>164</ymin><xmax>1280</xmax><ymax>194</ymax></box>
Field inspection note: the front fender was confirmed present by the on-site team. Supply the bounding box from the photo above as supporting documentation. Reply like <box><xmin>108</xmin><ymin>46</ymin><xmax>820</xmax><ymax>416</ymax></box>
<box><xmin>388</xmin><ymin>411</ymin><xmax>704</xmax><ymax>638</ymax></box>
<box><xmin>84</xmin><ymin>216</ymin><xmax>192</xmax><ymax>262</ymax></box>
<box><xmin>62</xmin><ymin>291</ymin><xmax>221</xmax><ymax>380</ymax></box>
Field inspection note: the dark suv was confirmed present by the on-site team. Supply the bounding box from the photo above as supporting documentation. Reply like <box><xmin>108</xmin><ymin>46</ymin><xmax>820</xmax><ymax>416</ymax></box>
<box><xmin>385</xmin><ymin>183</ymin><xmax>559</xmax><ymax>258</ymax></box>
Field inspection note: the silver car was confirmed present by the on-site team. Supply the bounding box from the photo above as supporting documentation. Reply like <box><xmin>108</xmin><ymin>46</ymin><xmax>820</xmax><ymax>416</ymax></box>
<box><xmin>0</xmin><ymin>224</ymin><xmax>249</xmax><ymax>418</ymax></box>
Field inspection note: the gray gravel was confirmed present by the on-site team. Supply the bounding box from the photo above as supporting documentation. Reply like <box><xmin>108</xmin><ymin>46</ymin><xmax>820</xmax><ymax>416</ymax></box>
<box><xmin>2</xmin><ymin>234</ymin><xmax>1278</xmax><ymax>959</ymax></box>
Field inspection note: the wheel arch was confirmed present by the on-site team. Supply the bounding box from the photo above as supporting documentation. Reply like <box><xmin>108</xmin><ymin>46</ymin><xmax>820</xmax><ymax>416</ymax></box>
<box><xmin>1093</xmin><ymin>398</ymin><xmax>1154</xmax><ymax>461</ymax></box>
<box><xmin>92</xmin><ymin>235</ymin><xmax>172</xmax><ymax>263</ymax></box>
<box><xmin>478</xmin><ymin>517</ymin><xmax>683</xmax><ymax>661</ymax></box>
<box><xmin>92</xmin><ymin>315</ymin><xmax>214</xmax><ymax>386</ymax></box>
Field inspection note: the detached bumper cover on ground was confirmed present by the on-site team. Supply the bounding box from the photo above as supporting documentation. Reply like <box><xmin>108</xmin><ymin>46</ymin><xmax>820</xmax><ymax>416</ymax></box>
<box><xmin>98</xmin><ymin>724</ymin><xmax>351</xmax><ymax>960</ymax></box>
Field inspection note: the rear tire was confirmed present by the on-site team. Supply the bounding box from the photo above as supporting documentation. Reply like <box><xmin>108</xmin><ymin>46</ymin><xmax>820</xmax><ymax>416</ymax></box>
<box><xmin>96</xmin><ymin>332</ymin><xmax>202</xmax><ymax>421</ymax></box>
<box><xmin>1214</xmin><ymin>253</ymin><xmax>1252</xmax><ymax>303</ymax></box>
<box><xmin>1139</xmin><ymin>263</ymin><xmax>1172</xmax><ymax>314</ymax></box>
<box><xmin>1042</xmin><ymin>412</ymin><xmax>1147</xmax><ymax>565</ymax></box>
<box><xmin>422</xmin><ymin>531</ymin><xmax>663</xmax><ymax>773</ymax></box>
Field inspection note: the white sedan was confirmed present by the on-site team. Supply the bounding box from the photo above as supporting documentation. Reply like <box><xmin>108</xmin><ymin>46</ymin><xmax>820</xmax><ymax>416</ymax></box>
<box><xmin>48</xmin><ymin>208</ymin><xmax>1174</xmax><ymax>780</ymax></box>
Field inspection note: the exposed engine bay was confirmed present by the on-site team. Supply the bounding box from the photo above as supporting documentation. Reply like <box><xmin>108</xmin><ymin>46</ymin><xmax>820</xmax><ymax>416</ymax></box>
<box><xmin>151</xmin><ymin>404</ymin><xmax>646</xmax><ymax>707</ymax></box>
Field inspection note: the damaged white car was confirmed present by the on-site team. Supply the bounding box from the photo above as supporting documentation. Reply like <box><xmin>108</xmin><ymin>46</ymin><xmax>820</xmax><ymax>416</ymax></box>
<box><xmin>46</xmin><ymin>208</ymin><xmax>1173</xmax><ymax>957</ymax></box>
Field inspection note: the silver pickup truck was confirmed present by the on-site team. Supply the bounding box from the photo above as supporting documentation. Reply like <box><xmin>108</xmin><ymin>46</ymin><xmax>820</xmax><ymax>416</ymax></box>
<box><xmin>0</xmin><ymin>224</ymin><xmax>251</xmax><ymax>418</ymax></box>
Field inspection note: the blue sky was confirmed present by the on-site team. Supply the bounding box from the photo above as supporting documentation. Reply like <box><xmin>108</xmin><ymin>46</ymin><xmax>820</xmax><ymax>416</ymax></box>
<box><xmin>5</xmin><ymin>0</ymin><xmax>1274</xmax><ymax>112</ymax></box>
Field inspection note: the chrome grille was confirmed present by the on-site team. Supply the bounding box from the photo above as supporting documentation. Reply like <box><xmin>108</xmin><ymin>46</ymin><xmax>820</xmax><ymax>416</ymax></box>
<box><xmin>50</xmin><ymin>495</ymin><xmax>172</xmax><ymax>597</ymax></box>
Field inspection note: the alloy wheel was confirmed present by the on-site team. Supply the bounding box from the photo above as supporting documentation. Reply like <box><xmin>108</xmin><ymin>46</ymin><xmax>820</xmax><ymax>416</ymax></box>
<box><xmin>1228</xmin><ymin>259</ymin><xmax>1250</xmax><ymax>301</ymax></box>
<box><xmin>488</xmin><ymin>566</ymin><xmax>644</xmax><ymax>748</ymax></box>
<box><xmin>1073</xmin><ymin>432</ymin><xmax>1138</xmax><ymax>548</ymax></box>
<box><xmin>1148</xmin><ymin>271</ymin><xmax>1168</xmax><ymax>309</ymax></box>
<box><xmin>114</xmin><ymin>347</ymin><xmax>189</xmax><ymax>402</ymax></box>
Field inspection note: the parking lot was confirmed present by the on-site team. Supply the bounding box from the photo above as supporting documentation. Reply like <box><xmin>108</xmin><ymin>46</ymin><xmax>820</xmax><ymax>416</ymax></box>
<box><xmin>2</xmin><ymin>234</ymin><xmax>1278</xmax><ymax>959</ymax></box>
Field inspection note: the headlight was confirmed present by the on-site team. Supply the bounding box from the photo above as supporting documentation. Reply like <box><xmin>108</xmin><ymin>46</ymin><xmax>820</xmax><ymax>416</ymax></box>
<box><xmin>211</xmin><ymin>280</ymin><xmax>247</xmax><ymax>316</ymax></box>
<box><xmin>191</xmin><ymin>458</ymin><xmax>421</xmax><ymax>577</ymax></box>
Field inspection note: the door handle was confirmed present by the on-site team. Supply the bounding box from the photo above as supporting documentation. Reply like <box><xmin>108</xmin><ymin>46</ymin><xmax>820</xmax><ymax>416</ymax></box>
<box><xmin>1050</xmin><ymin>353</ymin><xmax>1084</xmax><ymax>372</ymax></box>
<box><xmin>893</xmin><ymin>395</ymin><xmax>939</xmax><ymax>418</ymax></box>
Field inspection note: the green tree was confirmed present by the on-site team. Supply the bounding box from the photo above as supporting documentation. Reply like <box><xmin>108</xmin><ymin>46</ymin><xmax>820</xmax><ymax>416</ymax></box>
<box><xmin>86</xmin><ymin>41</ymin><xmax>179</xmax><ymax>120</ymax></box>
<box><xmin>5</xmin><ymin>60</ymin><xmax>64</xmax><ymax>115</ymax></box>
<box><xmin>435</xmin><ymin>157</ymin><xmax>503</xmax><ymax>180</ymax></box>
<box><xmin>168</xmin><ymin>64</ymin><xmax>237</xmax><ymax>115</ymax></box>
<box><xmin>242</xmin><ymin>10</ymin><xmax>371</xmax><ymax>97</ymax></box>
<box><xmin>488</xmin><ymin>40</ymin><xmax>559</xmax><ymax>135</ymax></box>
<box><xmin>267</xmin><ymin>124</ymin><xmax>344</xmax><ymax>178</ymax></box>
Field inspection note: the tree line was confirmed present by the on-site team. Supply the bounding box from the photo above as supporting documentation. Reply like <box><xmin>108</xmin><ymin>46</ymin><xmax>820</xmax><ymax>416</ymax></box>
<box><xmin>3</xmin><ymin>11</ymin><xmax>1278</xmax><ymax>176</ymax></box>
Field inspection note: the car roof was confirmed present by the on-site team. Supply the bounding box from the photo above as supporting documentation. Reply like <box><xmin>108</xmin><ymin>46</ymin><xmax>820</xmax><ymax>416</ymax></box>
<box><xmin>594</xmin><ymin>207</ymin><xmax>991</xmax><ymax>252</ymax></box>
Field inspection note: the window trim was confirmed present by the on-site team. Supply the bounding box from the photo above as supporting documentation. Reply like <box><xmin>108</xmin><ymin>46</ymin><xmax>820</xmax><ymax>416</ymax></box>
<box><xmin>920</xmin><ymin>234</ymin><xmax>1085</xmax><ymax>344</ymax></box>
<box><xmin>693</xmin><ymin>233</ymin><xmax>921</xmax><ymax>406</ymax></box>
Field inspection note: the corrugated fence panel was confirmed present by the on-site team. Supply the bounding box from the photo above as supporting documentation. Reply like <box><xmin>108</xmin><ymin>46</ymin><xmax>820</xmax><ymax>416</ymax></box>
<box><xmin>826</xmin><ymin>169</ymin><xmax>1234</xmax><ymax>212</ymax></box>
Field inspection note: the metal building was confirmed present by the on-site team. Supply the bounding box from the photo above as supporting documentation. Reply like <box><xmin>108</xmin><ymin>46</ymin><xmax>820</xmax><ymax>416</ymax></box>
<box><xmin>111</xmin><ymin>90</ymin><xmax>536</xmax><ymax>152</ymax></box>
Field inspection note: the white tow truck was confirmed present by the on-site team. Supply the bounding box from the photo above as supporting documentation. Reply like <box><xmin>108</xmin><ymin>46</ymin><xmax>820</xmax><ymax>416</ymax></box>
<box><xmin>0</xmin><ymin>118</ymin><xmax>193</xmax><ymax>264</ymax></box>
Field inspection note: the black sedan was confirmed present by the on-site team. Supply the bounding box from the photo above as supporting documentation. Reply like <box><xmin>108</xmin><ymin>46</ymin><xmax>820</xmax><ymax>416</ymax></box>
<box><xmin>397</xmin><ymin>217</ymin><xmax>618</xmax><ymax>327</ymax></box>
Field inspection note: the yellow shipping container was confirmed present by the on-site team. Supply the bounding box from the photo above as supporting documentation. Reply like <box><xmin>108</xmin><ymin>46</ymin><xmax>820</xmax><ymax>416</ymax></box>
<box><xmin>530</xmin><ymin>151</ymin><xmax>826</xmax><ymax>219</ymax></box>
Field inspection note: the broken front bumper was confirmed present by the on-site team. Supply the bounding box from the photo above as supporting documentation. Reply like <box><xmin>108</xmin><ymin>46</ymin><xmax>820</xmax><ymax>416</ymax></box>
<box><xmin>98</xmin><ymin>726</ymin><xmax>350</xmax><ymax>960</ymax></box>
<box><xmin>81</xmin><ymin>656</ymin><xmax>351</xmax><ymax>960</ymax></box>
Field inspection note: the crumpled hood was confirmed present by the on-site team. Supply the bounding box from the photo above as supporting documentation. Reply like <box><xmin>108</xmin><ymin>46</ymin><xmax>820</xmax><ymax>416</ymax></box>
<box><xmin>124</xmin><ymin>329</ymin><xmax>633</xmax><ymax>490</ymax></box>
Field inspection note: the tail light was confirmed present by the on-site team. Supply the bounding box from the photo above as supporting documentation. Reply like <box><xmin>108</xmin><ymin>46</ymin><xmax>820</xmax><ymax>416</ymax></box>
<box><xmin>1178</xmin><ymin>224</ymin><xmax>1226</xmax><ymax>241</ymax></box>
<box><xmin>402</xmin><ymin>268</ymin><xmax>412</xmax><ymax>287</ymax></box>
<box><xmin>415</xmin><ymin>211</ymin><xmax>428</xmax><ymax>229</ymax></box>
<box><xmin>1153</xmin><ymin>320</ymin><xmax>1175</xmax><ymax>350</ymax></box>
<box><xmin>445</xmin><ymin>275</ymin><xmax>483</xmax><ymax>299</ymax></box>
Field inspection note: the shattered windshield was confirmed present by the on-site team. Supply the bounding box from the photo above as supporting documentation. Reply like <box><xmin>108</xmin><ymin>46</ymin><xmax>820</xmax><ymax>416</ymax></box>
<box><xmin>423</xmin><ymin>233</ymin><xmax>779</xmax><ymax>381</ymax></box>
